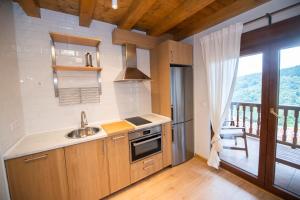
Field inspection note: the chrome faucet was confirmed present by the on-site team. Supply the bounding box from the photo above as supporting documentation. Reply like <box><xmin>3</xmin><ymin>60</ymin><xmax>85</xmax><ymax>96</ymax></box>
<box><xmin>81</xmin><ymin>111</ymin><xmax>88</xmax><ymax>128</ymax></box>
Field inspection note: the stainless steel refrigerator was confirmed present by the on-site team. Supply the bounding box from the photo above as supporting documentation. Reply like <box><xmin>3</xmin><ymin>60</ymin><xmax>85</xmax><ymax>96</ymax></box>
<box><xmin>171</xmin><ymin>65</ymin><xmax>194</xmax><ymax>166</ymax></box>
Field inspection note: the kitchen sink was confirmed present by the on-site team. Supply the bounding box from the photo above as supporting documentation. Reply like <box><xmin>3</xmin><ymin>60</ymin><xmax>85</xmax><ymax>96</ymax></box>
<box><xmin>66</xmin><ymin>127</ymin><xmax>100</xmax><ymax>139</ymax></box>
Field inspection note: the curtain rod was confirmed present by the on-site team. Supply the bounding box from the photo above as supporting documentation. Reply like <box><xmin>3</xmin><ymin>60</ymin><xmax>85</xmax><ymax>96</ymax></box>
<box><xmin>244</xmin><ymin>2</ymin><xmax>300</xmax><ymax>26</ymax></box>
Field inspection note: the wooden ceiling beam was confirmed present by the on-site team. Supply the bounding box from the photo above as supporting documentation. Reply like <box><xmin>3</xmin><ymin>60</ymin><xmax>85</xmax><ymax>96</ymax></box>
<box><xmin>148</xmin><ymin>0</ymin><xmax>216</xmax><ymax>36</ymax></box>
<box><xmin>17</xmin><ymin>0</ymin><xmax>40</xmax><ymax>18</ymax></box>
<box><xmin>173</xmin><ymin>0</ymin><xmax>270</xmax><ymax>40</ymax></box>
<box><xmin>112</xmin><ymin>28</ymin><xmax>172</xmax><ymax>49</ymax></box>
<box><xmin>79</xmin><ymin>0</ymin><xmax>97</xmax><ymax>27</ymax></box>
<box><xmin>118</xmin><ymin>0</ymin><xmax>158</xmax><ymax>30</ymax></box>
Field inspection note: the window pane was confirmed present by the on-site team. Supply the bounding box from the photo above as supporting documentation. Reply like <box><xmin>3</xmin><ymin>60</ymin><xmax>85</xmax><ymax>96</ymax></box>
<box><xmin>220</xmin><ymin>53</ymin><xmax>263</xmax><ymax>176</ymax></box>
<box><xmin>274</xmin><ymin>46</ymin><xmax>300</xmax><ymax>197</ymax></box>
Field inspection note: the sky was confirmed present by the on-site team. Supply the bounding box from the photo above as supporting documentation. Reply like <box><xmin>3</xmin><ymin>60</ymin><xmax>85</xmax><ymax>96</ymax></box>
<box><xmin>237</xmin><ymin>46</ymin><xmax>300</xmax><ymax>76</ymax></box>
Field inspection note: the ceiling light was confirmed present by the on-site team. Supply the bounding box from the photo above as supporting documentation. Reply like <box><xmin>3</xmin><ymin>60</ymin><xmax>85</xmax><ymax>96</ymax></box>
<box><xmin>112</xmin><ymin>0</ymin><xmax>118</xmax><ymax>9</ymax></box>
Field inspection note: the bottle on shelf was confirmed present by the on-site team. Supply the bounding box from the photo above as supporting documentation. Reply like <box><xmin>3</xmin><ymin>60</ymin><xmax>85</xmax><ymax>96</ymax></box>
<box><xmin>85</xmin><ymin>52</ymin><xmax>93</xmax><ymax>67</ymax></box>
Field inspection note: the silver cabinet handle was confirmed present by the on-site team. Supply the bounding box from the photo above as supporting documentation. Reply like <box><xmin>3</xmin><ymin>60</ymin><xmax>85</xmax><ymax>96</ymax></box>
<box><xmin>143</xmin><ymin>165</ymin><xmax>153</xmax><ymax>171</ymax></box>
<box><xmin>133</xmin><ymin>136</ymin><xmax>161</xmax><ymax>147</ymax></box>
<box><xmin>112</xmin><ymin>135</ymin><xmax>125</xmax><ymax>140</ymax></box>
<box><xmin>170</xmin><ymin>50</ymin><xmax>174</xmax><ymax>61</ymax></box>
<box><xmin>270</xmin><ymin>108</ymin><xmax>279</xmax><ymax>118</ymax></box>
<box><xmin>24</xmin><ymin>154</ymin><xmax>48</xmax><ymax>163</ymax></box>
<box><xmin>143</xmin><ymin>159</ymin><xmax>154</xmax><ymax>165</ymax></box>
<box><xmin>102</xmin><ymin>141</ymin><xmax>106</xmax><ymax>154</ymax></box>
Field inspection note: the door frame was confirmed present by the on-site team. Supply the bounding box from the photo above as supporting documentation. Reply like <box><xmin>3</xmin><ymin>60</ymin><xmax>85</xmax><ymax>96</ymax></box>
<box><xmin>220</xmin><ymin>15</ymin><xmax>300</xmax><ymax>200</ymax></box>
<box><xmin>220</xmin><ymin>44</ymin><xmax>269</xmax><ymax>188</ymax></box>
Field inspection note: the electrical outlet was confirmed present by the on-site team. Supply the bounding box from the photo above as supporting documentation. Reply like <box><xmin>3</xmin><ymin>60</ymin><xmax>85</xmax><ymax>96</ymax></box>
<box><xmin>75</xmin><ymin>57</ymin><xmax>83</xmax><ymax>63</ymax></box>
<box><xmin>61</xmin><ymin>49</ymin><xmax>75</xmax><ymax>56</ymax></box>
<box><xmin>10</xmin><ymin>120</ymin><xmax>19</xmax><ymax>132</ymax></box>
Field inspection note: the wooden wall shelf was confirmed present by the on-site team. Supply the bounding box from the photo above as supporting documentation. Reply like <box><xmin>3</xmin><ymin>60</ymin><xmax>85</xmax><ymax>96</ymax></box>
<box><xmin>50</xmin><ymin>32</ymin><xmax>101</xmax><ymax>47</ymax></box>
<box><xmin>53</xmin><ymin>66</ymin><xmax>102</xmax><ymax>72</ymax></box>
<box><xmin>50</xmin><ymin>32</ymin><xmax>102</xmax><ymax>98</ymax></box>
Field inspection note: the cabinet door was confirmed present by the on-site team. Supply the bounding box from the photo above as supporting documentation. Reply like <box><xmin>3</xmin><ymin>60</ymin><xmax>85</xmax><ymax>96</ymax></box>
<box><xmin>5</xmin><ymin>149</ymin><xmax>69</xmax><ymax>200</ymax></box>
<box><xmin>64</xmin><ymin>139</ymin><xmax>110</xmax><ymax>200</ymax></box>
<box><xmin>169</xmin><ymin>41</ymin><xmax>180</xmax><ymax>64</ymax></box>
<box><xmin>107</xmin><ymin>133</ymin><xmax>130</xmax><ymax>193</ymax></box>
<box><xmin>162</xmin><ymin>123</ymin><xmax>172</xmax><ymax>167</ymax></box>
<box><xmin>169</xmin><ymin>41</ymin><xmax>193</xmax><ymax>65</ymax></box>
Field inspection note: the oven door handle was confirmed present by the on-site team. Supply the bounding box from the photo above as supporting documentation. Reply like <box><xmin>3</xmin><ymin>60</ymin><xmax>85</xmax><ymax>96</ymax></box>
<box><xmin>130</xmin><ymin>132</ymin><xmax>161</xmax><ymax>142</ymax></box>
<box><xmin>132</xmin><ymin>136</ymin><xmax>161</xmax><ymax>147</ymax></box>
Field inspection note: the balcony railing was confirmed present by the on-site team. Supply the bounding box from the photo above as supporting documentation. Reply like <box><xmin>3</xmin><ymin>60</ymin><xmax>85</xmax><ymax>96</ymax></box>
<box><xmin>230</xmin><ymin>102</ymin><xmax>300</xmax><ymax>149</ymax></box>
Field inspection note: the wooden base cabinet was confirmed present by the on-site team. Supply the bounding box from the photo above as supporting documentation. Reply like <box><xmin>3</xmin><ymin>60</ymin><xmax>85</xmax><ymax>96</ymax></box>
<box><xmin>64</xmin><ymin>139</ymin><xmax>110</xmax><ymax>200</ymax></box>
<box><xmin>5</xmin><ymin>129</ymin><xmax>171</xmax><ymax>199</ymax></box>
<box><xmin>106</xmin><ymin>133</ymin><xmax>131</xmax><ymax>193</ymax></box>
<box><xmin>162</xmin><ymin>123</ymin><xmax>172</xmax><ymax>167</ymax></box>
<box><xmin>5</xmin><ymin>149</ymin><xmax>69</xmax><ymax>200</ymax></box>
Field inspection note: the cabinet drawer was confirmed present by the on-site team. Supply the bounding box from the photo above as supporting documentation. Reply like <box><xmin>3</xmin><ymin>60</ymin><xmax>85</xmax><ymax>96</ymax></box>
<box><xmin>130</xmin><ymin>153</ymin><xmax>163</xmax><ymax>183</ymax></box>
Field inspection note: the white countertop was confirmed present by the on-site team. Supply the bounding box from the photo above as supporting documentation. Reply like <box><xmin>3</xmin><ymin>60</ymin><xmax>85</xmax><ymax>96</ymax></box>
<box><xmin>3</xmin><ymin>113</ymin><xmax>171</xmax><ymax>160</ymax></box>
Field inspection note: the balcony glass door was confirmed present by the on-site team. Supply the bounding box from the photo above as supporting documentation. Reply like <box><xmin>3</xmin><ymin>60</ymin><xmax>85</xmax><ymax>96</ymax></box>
<box><xmin>267</xmin><ymin>44</ymin><xmax>300</xmax><ymax>198</ymax></box>
<box><xmin>218</xmin><ymin>16</ymin><xmax>300</xmax><ymax>199</ymax></box>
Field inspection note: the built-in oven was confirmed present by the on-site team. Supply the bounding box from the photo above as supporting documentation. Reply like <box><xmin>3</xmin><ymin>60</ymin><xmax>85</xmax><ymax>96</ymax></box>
<box><xmin>128</xmin><ymin>125</ymin><xmax>162</xmax><ymax>163</ymax></box>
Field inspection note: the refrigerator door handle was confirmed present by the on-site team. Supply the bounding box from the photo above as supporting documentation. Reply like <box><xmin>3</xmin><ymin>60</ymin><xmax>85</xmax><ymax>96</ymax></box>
<box><xmin>171</xmin><ymin>105</ymin><xmax>174</xmax><ymax>121</ymax></box>
<box><xmin>171</xmin><ymin>127</ymin><xmax>174</xmax><ymax>142</ymax></box>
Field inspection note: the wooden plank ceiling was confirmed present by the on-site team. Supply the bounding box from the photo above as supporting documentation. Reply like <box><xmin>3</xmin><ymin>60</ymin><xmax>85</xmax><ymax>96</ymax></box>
<box><xmin>15</xmin><ymin>0</ymin><xmax>270</xmax><ymax>40</ymax></box>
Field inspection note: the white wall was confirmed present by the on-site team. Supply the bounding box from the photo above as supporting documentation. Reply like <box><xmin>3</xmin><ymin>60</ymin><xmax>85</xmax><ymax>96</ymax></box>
<box><xmin>188</xmin><ymin>0</ymin><xmax>300</xmax><ymax>159</ymax></box>
<box><xmin>0</xmin><ymin>1</ymin><xmax>25</xmax><ymax>199</ymax></box>
<box><xmin>193</xmin><ymin>48</ymin><xmax>211</xmax><ymax>159</ymax></box>
<box><xmin>13</xmin><ymin>4</ymin><xmax>152</xmax><ymax>134</ymax></box>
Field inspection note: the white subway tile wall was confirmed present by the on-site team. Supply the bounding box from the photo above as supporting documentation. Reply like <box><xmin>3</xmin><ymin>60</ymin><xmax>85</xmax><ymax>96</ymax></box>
<box><xmin>13</xmin><ymin>3</ymin><xmax>151</xmax><ymax>134</ymax></box>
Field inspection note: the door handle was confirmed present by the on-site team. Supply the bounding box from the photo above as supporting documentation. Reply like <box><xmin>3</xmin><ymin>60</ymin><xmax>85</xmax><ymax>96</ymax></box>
<box><xmin>270</xmin><ymin>108</ymin><xmax>279</xmax><ymax>118</ymax></box>
<box><xmin>112</xmin><ymin>135</ymin><xmax>125</xmax><ymax>141</ymax></box>
<box><xmin>133</xmin><ymin>136</ymin><xmax>161</xmax><ymax>147</ymax></box>
<box><xmin>143</xmin><ymin>165</ymin><xmax>153</xmax><ymax>171</ymax></box>
<box><xmin>143</xmin><ymin>158</ymin><xmax>154</xmax><ymax>165</ymax></box>
<box><xmin>24</xmin><ymin>154</ymin><xmax>48</xmax><ymax>163</ymax></box>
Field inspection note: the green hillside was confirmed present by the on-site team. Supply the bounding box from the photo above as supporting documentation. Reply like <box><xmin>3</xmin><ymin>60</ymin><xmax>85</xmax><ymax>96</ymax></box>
<box><xmin>232</xmin><ymin>65</ymin><xmax>300</xmax><ymax>106</ymax></box>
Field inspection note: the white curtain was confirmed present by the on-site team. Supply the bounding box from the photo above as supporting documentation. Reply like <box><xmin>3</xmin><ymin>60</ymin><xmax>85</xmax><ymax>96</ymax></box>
<box><xmin>196</xmin><ymin>23</ymin><xmax>243</xmax><ymax>169</ymax></box>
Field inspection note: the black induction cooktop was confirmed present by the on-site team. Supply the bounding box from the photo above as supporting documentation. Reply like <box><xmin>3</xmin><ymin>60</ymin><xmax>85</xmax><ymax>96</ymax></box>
<box><xmin>125</xmin><ymin>116</ymin><xmax>151</xmax><ymax>126</ymax></box>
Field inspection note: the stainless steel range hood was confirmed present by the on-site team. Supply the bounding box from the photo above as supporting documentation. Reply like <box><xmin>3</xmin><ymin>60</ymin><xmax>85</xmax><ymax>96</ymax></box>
<box><xmin>115</xmin><ymin>44</ymin><xmax>151</xmax><ymax>82</ymax></box>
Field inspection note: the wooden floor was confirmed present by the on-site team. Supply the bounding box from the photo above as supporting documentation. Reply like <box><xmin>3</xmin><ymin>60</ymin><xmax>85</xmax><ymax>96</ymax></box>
<box><xmin>105</xmin><ymin>157</ymin><xmax>280</xmax><ymax>200</ymax></box>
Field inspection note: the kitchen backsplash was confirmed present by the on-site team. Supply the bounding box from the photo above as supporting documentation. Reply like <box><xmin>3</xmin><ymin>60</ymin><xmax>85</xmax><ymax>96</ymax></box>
<box><xmin>13</xmin><ymin>3</ymin><xmax>151</xmax><ymax>134</ymax></box>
